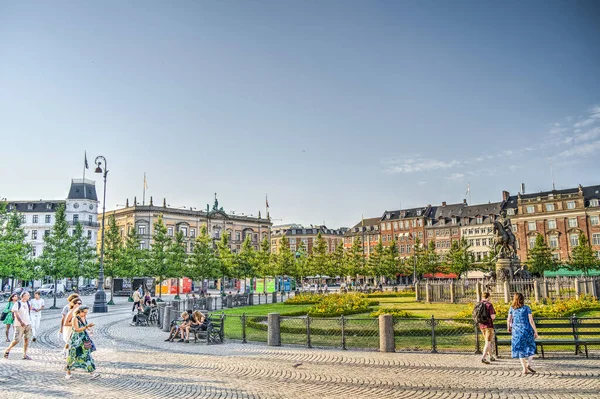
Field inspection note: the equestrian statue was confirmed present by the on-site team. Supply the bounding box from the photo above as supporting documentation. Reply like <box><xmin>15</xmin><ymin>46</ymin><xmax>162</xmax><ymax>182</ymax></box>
<box><xmin>492</xmin><ymin>214</ymin><xmax>517</xmax><ymax>259</ymax></box>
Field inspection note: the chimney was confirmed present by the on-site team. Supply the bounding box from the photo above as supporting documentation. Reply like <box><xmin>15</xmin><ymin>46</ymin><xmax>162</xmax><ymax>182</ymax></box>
<box><xmin>442</xmin><ymin>201</ymin><xmax>447</xmax><ymax>207</ymax></box>
<box><xmin>502</xmin><ymin>191</ymin><xmax>510</xmax><ymax>202</ymax></box>
<box><xmin>134</xmin><ymin>196</ymin><xmax>137</xmax><ymax>205</ymax></box>
<box><xmin>520</xmin><ymin>183</ymin><xmax>526</xmax><ymax>194</ymax></box>
<box><xmin>163</xmin><ymin>198</ymin><xmax>167</xmax><ymax>207</ymax></box>
<box><xmin>463</xmin><ymin>198</ymin><xmax>467</xmax><ymax>205</ymax></box>
<box><xmin>126</xmin><ymin>198</ymin><xmax>129</xmax><ymax>207</ymax></box>
<box><xmin>150</xmin><ymin>196</ymin><xmax>153</xmax><ymax>206</ymax></box>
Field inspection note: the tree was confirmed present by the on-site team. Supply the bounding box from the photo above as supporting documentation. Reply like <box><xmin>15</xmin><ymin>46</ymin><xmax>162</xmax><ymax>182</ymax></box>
<box><xmin>345</xmin><ymin>237</ymin><xmax>365</xmax><ymax>283</ymax></box>
<box><xmin>568</xmin><ymin>232</ymin><xmax>600</xmax><ymax>276</ymax></box>
<box><xmin>446</xmin><ymin>238</ymin><xmax>474</xmax><ymax>279</ymax></box>
<box><xmin>215</xmin><ymin>232</ymin><xmax>234</xmax><ymax>293</ymax></box>
<box><xmin>293</xmin><ymin>239</ymin><xmax>310</xmax><ymax>285</ymax></box>
<box><xmin>255</xmin><ymin>236</ymin><xmax>272</xmax><ymax>278</ymax></box>
<box><xmin>150</xmin><ymin>215</ymin><xmax>172</xmax><ymax>300</ymax></box>
<box><xmin>309</xmin><ymin>232</ymin><xmax>328</xmax><ymax>278</ymax></box>
<box><xmin>418</xmin><ymin>240</ymin><xmax>440</xmax><ymax>277</ymax></box>
<box><xmin>233</xmin><ymin>235</ymin><xmax>256</xmax><ymax>292</ymax></box>
<box><xmin>381</xmin><ymin>240</ymin><xmax>400</xmax><ymax>281</ymax></box>
<box><xmin>188</xmin><ymin>225</ymin><xmax>218</xmax><ymax>291</ymax></box>
<box><xmin>102</xmin><ymin>215</ymin><xmax>125</xmax><ymax>305</ymax></box>
<box><xmin>40</xmin><ymin>204</ymin><xmax>74</xmax><ymax>308</ymax></box>
<box><xmin>121</xmin><ymin>227</ymin><xmax>148</xmax><ymax>298</ymax></box>
<box><xmin>329</xmin><ymin>241</ymin><xmax>345</xmax><ymax>280</ymax></box>
<box><xmin>72</xmin><ymin>223</ymin><xmax>98</xmax><ymax>288</ymax></box>
<box><xmin>274</xmin><ymin>235</ymin><xmax>295</xmax><ymax>280</ymax></box>
<box><xmin>367</xmin><ymin>239</ymin><xmax>385</xmax><ymax>283</ymax></box>
<box><xmin>0</xmin><ymin>209</ymin><xmax>33</xmax><ymax>289</ymax></box>
<box><xmin>168</xmin><ymin>231</ymin><xmax>188</xmax><ymax>299</ymax></box>
<box><xmin>525</xmin><ymin>234</ymin><xmax>557</xmax><ymax>277</ymax></box>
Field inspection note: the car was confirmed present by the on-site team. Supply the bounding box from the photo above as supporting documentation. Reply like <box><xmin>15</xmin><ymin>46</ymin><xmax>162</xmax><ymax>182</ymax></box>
<box><xmin>38</xmin><ymin>283</ymin><xmax>65</xmax><ymax>297</ymax></box>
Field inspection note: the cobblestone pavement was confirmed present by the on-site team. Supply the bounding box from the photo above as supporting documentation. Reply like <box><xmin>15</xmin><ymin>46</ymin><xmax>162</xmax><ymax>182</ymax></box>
<box><xmin>1</xmin><ymin>305</ymin><xmax>599</xmax><ymax>399</ymax></box>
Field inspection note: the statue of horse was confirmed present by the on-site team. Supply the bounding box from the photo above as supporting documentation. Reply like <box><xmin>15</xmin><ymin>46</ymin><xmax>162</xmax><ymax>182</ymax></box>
<box><xmin>492</xmin><ymin>220</ymin><xmax>517</xmax><ymax>258</ymax></box>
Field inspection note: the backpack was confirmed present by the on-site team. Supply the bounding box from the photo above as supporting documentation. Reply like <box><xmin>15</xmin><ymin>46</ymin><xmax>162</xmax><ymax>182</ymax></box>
<box><xmin>17</xmin><ymin>301</ymin><xmax>31</xmax><ymax>315</ymax></box>
<box><xmin>473</xmin><ymin>301</ymin><xmax>489</xmax><ymax>324</ymax></box>
<box><xmin>0</xmin><ymin>303</ymin><xmax>10</xmax><ymax>322</ymax></box>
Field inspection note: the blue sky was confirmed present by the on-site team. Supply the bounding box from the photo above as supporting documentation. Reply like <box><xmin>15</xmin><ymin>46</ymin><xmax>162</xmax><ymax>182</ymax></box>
<box><xmin>1</xmin><ymin>1</ymin><xmax>599</xmax><ymax>228</ymax></box>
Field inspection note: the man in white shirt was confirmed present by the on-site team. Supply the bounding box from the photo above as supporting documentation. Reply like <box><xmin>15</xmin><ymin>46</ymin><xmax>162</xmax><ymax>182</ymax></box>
<box><xmin>3</xmin><ymin>292</ymin><xmax>32</xmax><ymax>360</ymax></box>
<box><xmin>30</xmin><ymin>291</ymin><xmax>45</xmax><ymax>342</ymax></box>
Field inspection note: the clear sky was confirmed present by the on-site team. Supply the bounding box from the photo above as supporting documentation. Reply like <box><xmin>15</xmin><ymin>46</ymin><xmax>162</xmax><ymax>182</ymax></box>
<box><xmin>1</xmin><ymin>1</ymin><xmax>599</xmax><ymax>228</ymax></box>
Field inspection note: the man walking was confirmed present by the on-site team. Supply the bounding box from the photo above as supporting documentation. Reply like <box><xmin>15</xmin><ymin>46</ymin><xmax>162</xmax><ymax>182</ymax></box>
<box><xmin>3</xmin><ymin>292</ymin><xmax>32</xmax><ymax>360</ymax></box>
<box><xmin>132</xmin><ymin>287</ymin><xmax>142</xmax><ymax>313</ymax></box>
<box><xmin>30</xmin><ymin>291</ymin><xmax>45</xmax><ymax>342</ymax></box>
<box><xmin>476</xmin><ymin>292</ymin><xmax>496</xmax><ymax>364</ymax></box>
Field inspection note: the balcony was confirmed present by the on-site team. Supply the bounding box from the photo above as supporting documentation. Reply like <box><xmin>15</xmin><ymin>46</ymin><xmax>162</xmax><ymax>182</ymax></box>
<box><xmin>69</xmin><ymin>220</ymin><xmax>100</xmax><ymax>227</ymax></box>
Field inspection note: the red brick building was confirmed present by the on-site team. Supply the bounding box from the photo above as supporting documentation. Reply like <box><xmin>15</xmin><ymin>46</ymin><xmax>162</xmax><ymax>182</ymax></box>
<box><xmin>343</xmin><ymin>217</ymin><xmax>381</xmax><ymax>256</ymax></box>
<box><xmin>379</xmin><ymin>207</ymin><xmax>430</xmax><ymax>259</ymax></box>
<box><xmin>271</xmin><ymin>224</ymin><xmax>347</xmax><ymax>254</ymax></box>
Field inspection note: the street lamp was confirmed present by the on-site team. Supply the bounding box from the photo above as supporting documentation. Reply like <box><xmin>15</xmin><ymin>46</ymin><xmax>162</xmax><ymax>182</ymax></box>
<box><xmin>93</xmin><ymin>156</ymin><xmax>109</xmax><ymax>313</ymax></box>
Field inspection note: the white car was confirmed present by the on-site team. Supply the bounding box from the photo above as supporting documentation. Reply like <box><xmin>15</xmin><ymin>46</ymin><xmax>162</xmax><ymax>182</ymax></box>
<box><xmin>38</xmin><ymin>283</ymin><xmax>65</xmax><ymax>297</ymax></box>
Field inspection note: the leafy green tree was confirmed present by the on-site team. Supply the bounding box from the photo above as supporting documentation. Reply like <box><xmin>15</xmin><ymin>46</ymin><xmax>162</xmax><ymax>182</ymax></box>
<box><xmin>255</xmin><ymin>236</ymin><xmax>272</xmax><ymax>278</ymax></box>
<box><xmin>525</xmin><ymin>234</ymin><xmax>557</xmax><ymax>277</ymax></box>
<box><xmin>293</xmin><ymin>239</ymin><xmax>310</xmax><ymax>285</ymax></box>
<box><xmin>480</xmin><ymin>245</ymin><xmax>499</xmax><ymax>273</ymax></box>
<box><xmin>188</xmin><ymin>225</ymin><xmax>218</xmax><ymax>290</ymax></box>
<box><xmin>121</xmin><ymin>227</ymin><xmax>148</xmax><ymax>298</ymax></box>
<box><xmin>381</xmin><ymin>240</ymin><xmax>400</xmax><ymax>280</ymax></box>
<box><xmin>568</xmin><ymin>232</ymin><xmax>600</xmax><ymax>276</ymax></box>
<box><xmin>329</xmin><ymin>241</ymin><xmax>345</xmax><ymax>280</ymax></box>
<box><xmin>102</xmin><ymin>215</ymin><xmax>125</xmax><ymax>305</ymax></box>
<box><xmin>233</xmin><ymin>235</ymin><xmax>256</xmax><ymax>292</ymax></box>
<box><xmin>418</xmin><ymin>240</ymin><xmax>440</xmax><ymax>277</ymax></box>
<box><xmin>344</xmin><ymin>237</ymin><xmax>365</xmax><ymax>283</ymax></box>
<box><xmin>215</xmin><ymin>232</ymin><xmax>234</xmax><ymax>293</ymax></box>
<box><xmin>309</xmin><ymin>232</ymin><xmax>328</xmax><ymax>277</ymax></box>
<box><xmin>168</xmin><ymin>231</ymin><xmax>188</xmax><ymax>299</ymax></box>
<box><xmin>274</xmin><ymin>235</ymin><xmax>295</xmax><ymax>279</ymax></box>
<box><xmin>367</xmin><ymin>239</ymin><xmax>385</xmax><ymax>283</ymax></box>
<box><xmin>446</xmin><ymin>238</ymin><xmax>474</xmax><ymax>279</ymax></box>
<box><xmin>40</xmin><ymin>204</ymin><xmax>74</xmax><ymax>308</ymax></box>
<box><xmin>0</xmin><ymin>209</ymin><xmax>32</xmax><ymax>288</ymax></box>
<box><xmin>72</xmin><ymin>223</ymin><xmax>98</xmax><ymax>289</ymax></box>
<box><xmin>150</xmin><ymin>215</ymin><xmax>172</xmax><ymax>300</ymax></box>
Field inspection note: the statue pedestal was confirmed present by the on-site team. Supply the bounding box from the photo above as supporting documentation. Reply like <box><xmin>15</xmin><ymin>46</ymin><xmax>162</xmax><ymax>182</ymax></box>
<box><xmin>495</xmin><ymin>258</ymin><xmax>513</xmax><ymax>291</ymax></box>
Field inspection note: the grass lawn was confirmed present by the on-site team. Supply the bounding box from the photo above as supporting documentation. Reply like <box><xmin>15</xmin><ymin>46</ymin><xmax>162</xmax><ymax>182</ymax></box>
<box><xmin>372</xmin><ymin>297</ymin><xmax>466</xmax><ymax>319</ymax></box>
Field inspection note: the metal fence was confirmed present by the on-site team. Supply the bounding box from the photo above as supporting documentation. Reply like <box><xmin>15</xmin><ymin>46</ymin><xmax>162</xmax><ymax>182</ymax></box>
<box><xmin>417</xmin><ymin>277</ymin><xmax>600</xmax><ymax>304</ymax></box>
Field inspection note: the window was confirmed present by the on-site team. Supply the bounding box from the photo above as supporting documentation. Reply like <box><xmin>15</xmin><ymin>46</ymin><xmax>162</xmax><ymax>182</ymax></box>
<box><xmin>570</xmin><ymin>234</ymin><xmax>579</xmax><ymax>247</ymax></box>
<box><xmin>552</xmin><ymin>253</ymin><xmax>560</xmax><ymax>260</ymax></box>
<box><xmin>393</xmin><ymin>222</ymin><xmax>398</xmax><ymax>229</ymax></box>
<box><xmin>593</xmin><ymin>233</ymin><xmax>600</xmax><ymax>246</ymax></box>
<box><xmin>167</xmin><ymin>227</ymin><xmax>174</xmax><ymax>236</ymax></box>
<box><xmin>388</xmin><ymin>234</ymin><xmax>392</xmax><ymax>241</ymax></box>
<box><xmin>32</xmin><ymin>215</ymin><xmax>38</xmax><ymax>224</ymax></box>
<box><xmin>452</xmin><ymin>228</ymin><xmax>459</xmax><ymax>235</ymax></box>
<box><xmin>568</xmin><ymin>218</ymin><xmax>578</xmax><ymax>228</ymax></box>
<box><xmin>411</xmin><ymin>220</ymin><xmax>416</xmax><ymax>228</ymax></box>
<box><xmin>46</xmin><ymin>203</ymin><xmax>52</xmax><ymax>210</ymax></box>
<box><xmin>254</xmin><ymin>233</ymin><xmax>258</xmax><ymax>242</ymax></box>
<box><xmin>597</xmin><ymin>251</ymin><xmax>600</xmax><ymax>259</ymax></box>
<box><xmin>32</xmin><ymin>247</ymin><xmax>36</xmax><ymax>256</ymax></box>
<box><xmin>418</xmin><ymin>219</ymin><xmax>423</xmax><ymax>227</ymax></box>
<box><xmin>526</xmin><ymin>205</ymin><xmax>535</xmax><ymax>214</ymax></box>
<box><xmin>507</xmin><ymin>208</ymin><xmax>515</xmax><ymax>216</ymax></box>
<box><xmin>190</xmin><ymin>242</ymin><xmax>194</xmax><ymax>252</ymax></box>
<box><xmin>27</xmin><ymin>204</ymin><xmax>34</xmax><ymax>210</ymax></box>
<box><xmin>590</xmin><ymin>199</ymin><xmax>599</xmax><ymax>207</ymax></box>
<box><xmin>44</xmin><ymin>230</ymin><xmax>50</xmax><ymax>237</ymax></box>
<box><xmin>476</xmin><ymin>216</ymin><xmax>483</xmax><ymax>224</ymax></box>
<box><xmin>88</xmin><ymin>215</ymin><xmax>93</xmax><ymax>224</ymax></box>
<box><xmin>72</xmin><ymin>229</ymin><xmax>76</xmax><ymax>236</ymax></box>
<box><xmin>549</xmin><ymin>236</ymin><xmax>559</xmax><ymax>248</ymax></box>
<box><xmin>591</xmin><ymin>216</ymin><xmax>600</xmax><ymax>226</ymax></box>
<box><xmin>386</xmin><ymin>222</ymin><xmax>391</xmax><ymax>230</ymax></box>
<box><xmin>512</xmin><ymin>225</ymin><xmax>518</xmax><ymax>232</ymax></box>
<box><xmin>417</xmin><ymin>210</ymin><xmax>422</xmax><ymax>216</ymax></box>
<box><xmin>529</xmin><ymin>237</ymin><xmax>536</xmax><ymax>249</ymax></box>
<box><xmin>289</xmin><ymin>238</ymin><xmax>296</xmax><ymax>245</ymax></box>
<box><xmin>545</xmin><ymin>203</ymin><xmax>555</xmax><ymax>212</ymax></box>
<box><xmin>140</xmin><ymin>241</ymin><xmax>145</xmax><ymax>250</ymax></box>
<box><xmin>452</xmin><ymin>217</ymin><xmax>457</xmax><ymax>224</ymax></box>
<box><xmin>87</xmin><ymin>231</ymin><xmax>92</xmax><ymax>239</ymax></box>
<box><xmin>21</xmin><ymin>215</ymin><xmax>26</xmax><ymax>224</ymax></box>
<box><xmin>528</xmin><ymin>221</ymin><xmax>536</xmax><ymax>231</ymax></box>
<box><xmin>190</xmin><ymin>229</ymin><xmax>196</xmax><ymax>238</ymax></box>
<box><xmin>138</xmin><ymin>225</ymin><xmax>146</xmax><ymax>235</ymax></box>
<box><xmin>235</xmin><ymin>231</ymin><xmax>241</xmax><ymax>241</ymax></box>
<box><xmin>45</xmin><ymin>215</ymin><xmax>51</xmax><ymax>223</ymax></box>
<box><xmin>548</xmin><ymin>219</ymin><xmax>557</xmax><ymax>229</ymax></box>
<box><xmin>567</xmin><ymin>201</ymin><xmax>576</xmax><ymax>210</ymax></box>
<box><xmin>427</xmin><ymin>230</ymin><xmax>433</xmax><ymax>238</ymax></box>
<box><xmin>73</xmin><ymin>214</ymin><xmax>79</xmax><ymax>223</ymax></box>
<box><xmin>382</xmin><ymin>235</ymin><xmax>387</xmax><ymax>242</ymax></box>
<box><xmin>31</xmin><ymin>230</ymin><xmax>38</xmax><ymax>240</ymax></box>
<box><xmin>439</xmin><ymin>219</ymin><xmax>445</xmax><ymax>226</ymax></box>
<box><xmin>475</xmin><ymin>239</ymin><xmax>481</xmax><ymax>246</ymax></box>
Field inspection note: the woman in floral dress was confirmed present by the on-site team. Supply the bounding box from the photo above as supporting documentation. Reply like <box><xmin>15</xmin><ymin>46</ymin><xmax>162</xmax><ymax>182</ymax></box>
<box><xmin>65</xmin><ymin>306</ymin><xmax>99</xmax><ymax>380</ymax></box>
<box><xmin>507</xmin><ymin>292</ymin><xmax>539</xmax><ymax>375</ymax></box>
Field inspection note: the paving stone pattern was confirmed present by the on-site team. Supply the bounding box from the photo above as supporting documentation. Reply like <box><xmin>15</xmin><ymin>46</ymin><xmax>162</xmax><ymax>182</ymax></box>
<box><xmin>1</xmin><ymin>304</ymin><xmax>599</xmax><ymax>398</ymax></box>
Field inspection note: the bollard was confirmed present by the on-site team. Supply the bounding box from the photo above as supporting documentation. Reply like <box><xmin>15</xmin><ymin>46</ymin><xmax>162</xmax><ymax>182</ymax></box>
<box><xmin>449</xmin><ymin>280</ymin><xmax>455</xmax><ymax>303</ymax></box>
<box><xmin>503</xmin><ymin>281</ymin><xmax>509</xmax><ymax>304</ymax></box>
<box><xmin>534</xmin><ymin>280</ymin><xmax>540</xmax><ymax>303</ymax></box>
<box><xmin>207</xmin><ymin>297</ymin><xmax>213</xmax><ymax>311</ymax></box>
<box><xmin>272</xmin><ymin>292</ymin><xmax>277</xmax><ymax>304</ymax></box>
<box><xmin>575</xmin><ymin>278</ymin><xmax>580</xmax><ymax>300</ymax></box>
<box><xmin>414</xmin><ymin>283</ymin><xmax>420</xmax><ymax>302</ymax></box>
<box><xmin>227</xmin><ymin>294</ymin><xmax>233</xmax><ymax>308</ymax></box>
<box><xmin>425</xmin><ymin>282</ymin><xmax>430</xmax><ymax>303</ymax></box>
<box><xmin>157</xmin><ymin>302</ymin><xmax>166</xmax><ymax>329</ymax></box>
<box><xmin>476</xmin><ymin>282</ymin><xmax>482</xmax><ymax>303</ymax></box>
<box><xmin>162</xmin><ymin>305</ymin><xmax>172</xmax><ymax>332</ymax></box>
<box><xmin>555</xmin><ymin>279</ymin><xmax>560</xmax><ymax>297</ymax></box>
<box><xmin>267</xmin><ymin>313</ymin><xmax>281</xmax><ymax>346</ymax></box>
<box><xmin>379</xmin><ymin>314</ymin><xmax>395</xmax><ymax>353</ymax></box>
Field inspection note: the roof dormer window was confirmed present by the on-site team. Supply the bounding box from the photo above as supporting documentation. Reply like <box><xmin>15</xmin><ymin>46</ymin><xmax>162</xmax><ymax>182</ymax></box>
<box><xmin>416</xmin><ymin>210</ymin><xmax>422</xmax><ymax>216</ymax></box>
<box><xmin>451</xmin><ymin>217</ymin><xmax>457</xmax><ymax>224</ymax></box>
<box><xmin>27</xmin><ymin>204</ymin><xmax>34</xmax><ymax>210</ymax></box>
<box><xmin>46</xmin><ymin>203</ymin><xmax>52</xmax><ymax>210</ymax></box>
<box><xmin>590</xmin><ymin>199</ymin><xmax>599</xmax><ymax>207</ymax></box>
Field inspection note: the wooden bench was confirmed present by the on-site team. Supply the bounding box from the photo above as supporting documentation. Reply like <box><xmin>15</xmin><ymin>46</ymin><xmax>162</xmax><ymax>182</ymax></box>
<box><xmin>190</xmin><ymin>314</ymin><xmax>224</xmax><ymax>345</ymax></box>
<box><xmin>494</xmin><ymin>317</ymin><xmax>599</xmax><ymax>358</ymax></box>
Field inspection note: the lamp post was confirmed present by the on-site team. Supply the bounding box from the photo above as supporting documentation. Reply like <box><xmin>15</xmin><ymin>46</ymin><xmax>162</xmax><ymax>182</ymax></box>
<box><xmin>93</xmin><ymin>156</ymin><xmax>109</xmax><ymax>313</ymax></box>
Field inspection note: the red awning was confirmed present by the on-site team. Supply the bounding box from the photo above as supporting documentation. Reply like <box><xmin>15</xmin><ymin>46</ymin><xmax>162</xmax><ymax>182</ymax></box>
<box><xmin>423</xmin><ymin>273</ymin><xmax>458</xmax><ymax>279</ymax></box>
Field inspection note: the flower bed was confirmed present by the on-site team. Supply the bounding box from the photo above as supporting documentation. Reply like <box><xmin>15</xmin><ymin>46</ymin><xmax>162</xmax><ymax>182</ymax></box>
<box><xmin>307</xmin><ymin>293</ymin><xmax>372</xmax><ymax>317</ymax></box>
<box><xmin>366</xmin><ymin>291</ymin><xmax>414</xmax><ymax>298</ymax></box>
<box><xmin>370</xmin><ymin>308</ymin><xmax>414</xmax><ymax>318</ymax></box>
<box><xmin>284</xmin><ymin>293</ymin><xmax>321</xmax><ymax>305</ymax></box>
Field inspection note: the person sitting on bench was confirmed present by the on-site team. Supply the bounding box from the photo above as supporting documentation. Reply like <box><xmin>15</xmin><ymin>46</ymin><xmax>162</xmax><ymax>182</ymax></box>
<box><xmin>130</xmin><ymin>303</ymin><xmax>152</xmax><ymax>326</ymax></box>
<box><xmin>164</xmin><ymin>312</ymin><xmax>191</xmax><ymax>342</ymax></box>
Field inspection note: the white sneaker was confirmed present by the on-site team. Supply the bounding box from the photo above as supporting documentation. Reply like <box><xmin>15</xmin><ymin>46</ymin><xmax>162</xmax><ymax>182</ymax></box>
<box><xmin>65</xmin><ymin>374</ymin><xmax>71</xmax><ymax>380</ymax></box>
<box><xmin>90</xmin><ymin>372</ymin><xmax>100</xmax><ymax>380</ymax></box>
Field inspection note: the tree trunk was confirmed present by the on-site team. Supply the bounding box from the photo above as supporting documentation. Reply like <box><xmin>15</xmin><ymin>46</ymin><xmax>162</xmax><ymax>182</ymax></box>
<box><xmin>158</xmin><ymin>277</ymin><xmax>163</xmax><ymax>298</ymax></box>
<box><xmin>53</xmin><ymin>276</ymin><xmax>57</xmax><ymax>309</ymax></box>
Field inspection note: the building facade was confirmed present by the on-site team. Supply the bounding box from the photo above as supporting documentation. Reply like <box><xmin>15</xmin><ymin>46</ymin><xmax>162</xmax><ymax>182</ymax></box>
<box><xmin>380</xmin><ymin>207</ymin><xmax>429</xmax><ymax>259</ymax></box>
<box><xmin>343</xmin><ymin>217</ymin><xmax>381</xmax><ymax>256</ymax></box>
<box><xmin>270</xmin><ymin>224</ymin><xmax>347</xmax><ymax>254</ymax></box>
<box><xmin>424</xmin><ymin>201</ymin><xmax>467</xmax><ymax>259</ymax></box>
<box><xmin>6</xmin><ymin>178</ymin><xmax>99</xmax><ymax>258</ymax></box>
<box><xmin>460</xmin><ymin>202</ymin><xmax>503</xmax><ymax>262</ymax></box>
<box><xmin>101</xmin><ymin>196</ymin><xmax>271</xmax><ymax>254</ymax></box>
<box><xmin>503</xmin><ymin>184</ymin><xmax>600</xmax><ymax>262</ymax></box>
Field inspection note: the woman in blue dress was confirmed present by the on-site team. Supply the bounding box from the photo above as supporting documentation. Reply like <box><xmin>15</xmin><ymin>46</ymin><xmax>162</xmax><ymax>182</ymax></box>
<box><xmin>507</xmin><ymin>292</ymin><xmax>539</xmax><ymax>375</ymax></box>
